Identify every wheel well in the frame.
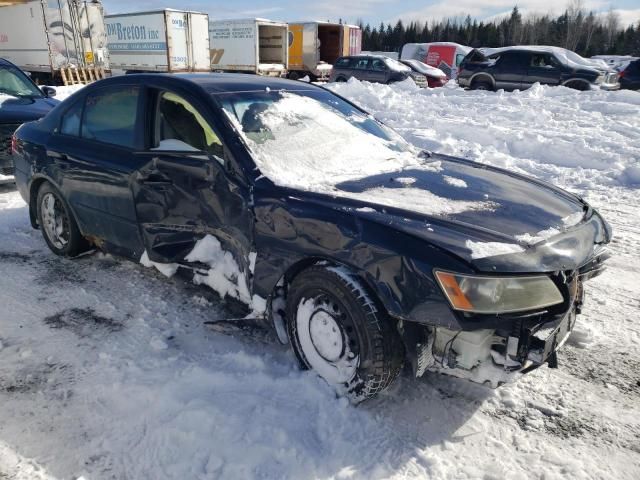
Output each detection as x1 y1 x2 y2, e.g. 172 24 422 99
563 79 591 91
268 257 392 326
28 177 48 228
470 74 494 87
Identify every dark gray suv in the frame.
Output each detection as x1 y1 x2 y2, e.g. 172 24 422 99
329 55 427 86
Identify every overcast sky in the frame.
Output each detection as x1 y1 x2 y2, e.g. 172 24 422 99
102 0 640 27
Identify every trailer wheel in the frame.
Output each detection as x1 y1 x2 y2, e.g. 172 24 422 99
288 71 301 81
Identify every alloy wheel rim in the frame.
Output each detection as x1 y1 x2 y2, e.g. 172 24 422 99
41 192 70 249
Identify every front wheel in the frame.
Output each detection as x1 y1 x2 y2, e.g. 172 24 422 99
471 80 493 91
36 182 88 257
287 265 404 402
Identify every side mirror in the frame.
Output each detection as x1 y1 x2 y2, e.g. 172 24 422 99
41 86 57 98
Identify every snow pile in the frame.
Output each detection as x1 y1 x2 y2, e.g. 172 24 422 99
184 235 266 314
327 79 640 189
0 79 639 480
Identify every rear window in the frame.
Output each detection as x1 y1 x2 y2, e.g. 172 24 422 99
81 86 140 148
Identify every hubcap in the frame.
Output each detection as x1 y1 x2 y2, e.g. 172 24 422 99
41 192 69 249
309 310 344 362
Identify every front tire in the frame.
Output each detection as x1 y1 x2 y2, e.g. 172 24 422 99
287 265 404 402
471 80 493 91
36 182 88 257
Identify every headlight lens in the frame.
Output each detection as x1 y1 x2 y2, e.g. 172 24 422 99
435 271 564 314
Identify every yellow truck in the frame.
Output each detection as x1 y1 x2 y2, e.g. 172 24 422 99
287 22 361 80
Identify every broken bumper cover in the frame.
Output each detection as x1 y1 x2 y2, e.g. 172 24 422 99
403 279 585 387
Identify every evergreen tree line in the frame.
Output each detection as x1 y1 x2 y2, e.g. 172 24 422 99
358 3 640 57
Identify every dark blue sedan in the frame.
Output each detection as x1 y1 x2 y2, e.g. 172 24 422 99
11 73 611 401
0 58 58 177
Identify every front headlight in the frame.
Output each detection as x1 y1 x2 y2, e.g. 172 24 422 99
435 271 564 314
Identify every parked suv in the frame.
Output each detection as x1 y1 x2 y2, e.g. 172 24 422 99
458 47 619 92
619 59 640 90
329 55 427 87
0 58 58 178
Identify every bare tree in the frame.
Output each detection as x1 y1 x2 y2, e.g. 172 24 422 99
565 0 585 50
605 7 620 50
583 11 599 53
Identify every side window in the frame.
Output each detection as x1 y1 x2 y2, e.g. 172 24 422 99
60 99 83 136
153 91 223 160
531 54 556 68
354 58 370 70
335 57 352 68
455 53 466 66
81 86 140 148
371 59 387 71
498 52 525 68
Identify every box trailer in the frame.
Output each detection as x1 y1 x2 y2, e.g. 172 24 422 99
0 0 109 84
400 42 471 80
287 22 361 80
105 9 210 73
342 24 362 56
209 19 288 76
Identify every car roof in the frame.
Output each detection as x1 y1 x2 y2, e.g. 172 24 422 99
0 58 17 68
86 73 323 94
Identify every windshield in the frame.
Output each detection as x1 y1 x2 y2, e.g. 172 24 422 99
0 66 43 98
215 88 422 190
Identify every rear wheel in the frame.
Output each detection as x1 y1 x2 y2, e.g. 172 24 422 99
334 76 348 82
36 182 88 257
564 80 590 91
287 71 301 81
287 265 404 403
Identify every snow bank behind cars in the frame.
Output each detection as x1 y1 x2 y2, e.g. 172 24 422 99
327 79 640 189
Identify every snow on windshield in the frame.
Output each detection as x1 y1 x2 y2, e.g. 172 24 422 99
222 91 494 216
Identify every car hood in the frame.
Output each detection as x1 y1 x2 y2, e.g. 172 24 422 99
289 154 611 273
0 96 58 124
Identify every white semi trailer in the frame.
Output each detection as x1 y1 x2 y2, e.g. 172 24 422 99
105 9 210 73
209 19 288 76
0 0 109 84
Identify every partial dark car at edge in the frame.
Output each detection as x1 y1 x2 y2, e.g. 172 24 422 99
619 59 640 90
11 74 611 402
0 58 58 177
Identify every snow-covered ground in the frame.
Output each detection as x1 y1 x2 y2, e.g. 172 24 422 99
0 80 639 479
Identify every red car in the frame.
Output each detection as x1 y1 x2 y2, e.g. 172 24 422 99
400 59 448 87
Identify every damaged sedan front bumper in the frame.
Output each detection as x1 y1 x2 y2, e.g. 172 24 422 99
401 276 587 387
